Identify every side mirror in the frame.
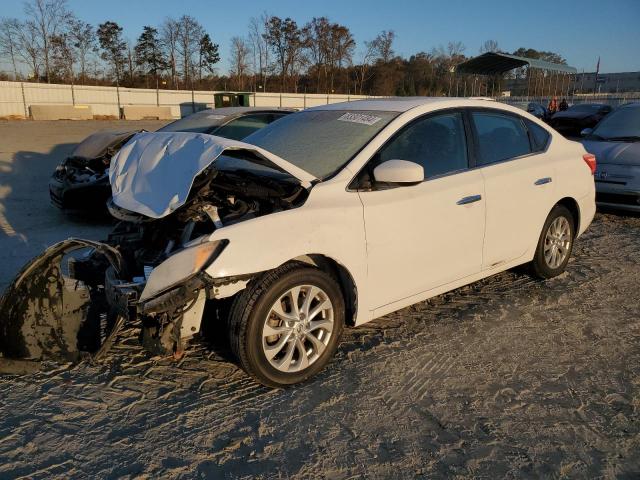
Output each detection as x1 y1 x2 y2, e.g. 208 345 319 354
580 128 593 137
373 159 424 185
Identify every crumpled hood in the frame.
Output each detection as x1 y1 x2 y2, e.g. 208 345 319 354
109 132 316 219
582 139 640 166
71 130 140 160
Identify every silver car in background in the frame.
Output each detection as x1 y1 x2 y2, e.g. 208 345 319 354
581 102 640 212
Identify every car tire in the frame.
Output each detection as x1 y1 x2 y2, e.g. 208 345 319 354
228 262 344 387
531 204 575 279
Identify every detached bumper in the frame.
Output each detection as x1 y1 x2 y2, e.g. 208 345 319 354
0 239 125 361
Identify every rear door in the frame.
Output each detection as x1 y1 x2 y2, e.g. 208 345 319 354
469 110 556 269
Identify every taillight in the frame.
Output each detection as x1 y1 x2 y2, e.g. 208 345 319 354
583 153 596 175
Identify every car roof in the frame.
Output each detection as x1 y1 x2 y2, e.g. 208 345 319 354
308 97 457 113
307 96 526 113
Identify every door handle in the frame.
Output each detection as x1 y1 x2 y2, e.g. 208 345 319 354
456 194 482 205
534 177 552 186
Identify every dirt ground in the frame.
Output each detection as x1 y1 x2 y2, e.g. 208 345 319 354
0 121 639 479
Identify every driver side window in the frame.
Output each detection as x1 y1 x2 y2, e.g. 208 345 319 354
375 112 468 180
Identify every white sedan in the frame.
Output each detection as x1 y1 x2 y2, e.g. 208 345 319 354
0 98 596 387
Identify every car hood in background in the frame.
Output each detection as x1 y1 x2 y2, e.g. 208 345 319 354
71 130 141 160
109 132 316 219
582 139 640 166
552 111 593 121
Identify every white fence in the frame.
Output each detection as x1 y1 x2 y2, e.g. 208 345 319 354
0 81 376 119
499 93 640 109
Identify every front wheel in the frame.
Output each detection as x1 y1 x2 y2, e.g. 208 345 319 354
228 262 344 387
531 204 575 279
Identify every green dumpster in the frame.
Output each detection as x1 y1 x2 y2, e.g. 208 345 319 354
214 92 252 108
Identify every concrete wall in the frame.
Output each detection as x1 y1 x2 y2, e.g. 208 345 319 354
0 81 376 119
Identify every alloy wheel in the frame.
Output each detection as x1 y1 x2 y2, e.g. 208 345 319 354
262 285 334 373
544 216 572 269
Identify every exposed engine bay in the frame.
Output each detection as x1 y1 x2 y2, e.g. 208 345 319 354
108 164 308 283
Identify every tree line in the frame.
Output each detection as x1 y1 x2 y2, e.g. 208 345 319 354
0 0 568 96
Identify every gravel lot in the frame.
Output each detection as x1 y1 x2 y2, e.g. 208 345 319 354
0 121 639 479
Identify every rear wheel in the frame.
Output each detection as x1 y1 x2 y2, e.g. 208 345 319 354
228 262 344 387
531 204 575 279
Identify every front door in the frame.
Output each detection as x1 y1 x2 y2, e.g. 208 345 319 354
356 111 486 311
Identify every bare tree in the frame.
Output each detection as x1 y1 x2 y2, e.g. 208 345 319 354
125 40 137 86
447 41 466 61
354 37 377 94
248 13 270 91
0 18 21 79
372 30 395 63
479 39 499 54
23 0 71 82
160 18 179 87
229 36 250 90
17 20 41 79
175 15 204 88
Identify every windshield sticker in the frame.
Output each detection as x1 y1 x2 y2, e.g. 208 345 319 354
337 113 382 126
207 114 227 120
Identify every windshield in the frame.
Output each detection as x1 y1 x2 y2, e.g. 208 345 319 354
591 106 640 139
157 111 227 134
241 110 398 179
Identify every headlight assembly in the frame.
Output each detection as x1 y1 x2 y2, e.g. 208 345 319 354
139 239 228 302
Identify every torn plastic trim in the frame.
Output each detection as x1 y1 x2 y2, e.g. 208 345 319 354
0 239 125 362
109 132 316 219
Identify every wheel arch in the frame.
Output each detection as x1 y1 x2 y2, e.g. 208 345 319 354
555 196 581 235
291 254 358 327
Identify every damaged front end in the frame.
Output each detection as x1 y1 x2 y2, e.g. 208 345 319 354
49 130 142 211
3 132 313 368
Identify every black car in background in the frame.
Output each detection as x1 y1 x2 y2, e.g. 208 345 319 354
549 103 612 136
511 102 550 122
526 102 551 122
49 107 293 213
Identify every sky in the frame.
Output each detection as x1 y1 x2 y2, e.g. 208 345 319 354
2 0 639 74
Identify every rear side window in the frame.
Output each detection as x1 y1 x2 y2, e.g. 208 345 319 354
376 112 468 179
471 112 531 165
525 120 550 152
213 114 280 140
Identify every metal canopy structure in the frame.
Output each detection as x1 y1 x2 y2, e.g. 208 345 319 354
451 52 577 99
455 52 577 75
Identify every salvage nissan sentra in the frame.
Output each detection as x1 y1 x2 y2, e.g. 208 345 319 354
0 98 596 387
